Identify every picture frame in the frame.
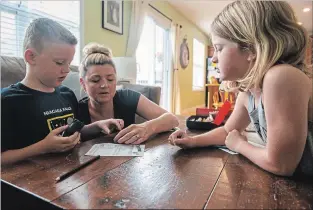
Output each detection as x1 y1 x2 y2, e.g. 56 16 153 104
102 0 123 35
180 38 189 69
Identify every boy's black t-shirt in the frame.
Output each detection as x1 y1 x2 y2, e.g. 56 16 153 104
1 83 78 152
77 89 141 128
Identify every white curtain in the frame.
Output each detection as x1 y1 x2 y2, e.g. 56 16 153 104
125 0 150 57
170 22 181 114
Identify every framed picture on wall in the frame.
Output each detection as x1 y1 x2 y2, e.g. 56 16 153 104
102 0 123 35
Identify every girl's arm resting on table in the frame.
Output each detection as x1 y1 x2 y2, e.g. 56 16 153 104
237 66 311 176
189 92 252 147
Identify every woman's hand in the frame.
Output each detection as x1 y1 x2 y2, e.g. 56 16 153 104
168 129 195 149
97 119 124 134
225 129 247 152
113 123 151 144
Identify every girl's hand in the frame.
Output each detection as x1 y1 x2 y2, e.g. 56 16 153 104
225 129 247 152
168 129 195 149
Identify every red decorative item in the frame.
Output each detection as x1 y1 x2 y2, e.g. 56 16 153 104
213 100 231 126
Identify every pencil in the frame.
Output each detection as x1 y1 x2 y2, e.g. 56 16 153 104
55 155 100 182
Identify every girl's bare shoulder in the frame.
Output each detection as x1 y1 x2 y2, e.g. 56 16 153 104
263 64 311 90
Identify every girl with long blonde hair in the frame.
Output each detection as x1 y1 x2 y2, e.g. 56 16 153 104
169 1 313 177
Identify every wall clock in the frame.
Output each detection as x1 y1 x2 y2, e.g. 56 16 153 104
180 37 189 69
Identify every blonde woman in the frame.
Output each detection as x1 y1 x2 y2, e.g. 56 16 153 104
77 43 179 144
169 1 313 177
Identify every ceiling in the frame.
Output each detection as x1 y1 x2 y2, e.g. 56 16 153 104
168 0 313 37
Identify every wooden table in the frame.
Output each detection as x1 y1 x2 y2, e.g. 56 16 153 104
2 116 312 209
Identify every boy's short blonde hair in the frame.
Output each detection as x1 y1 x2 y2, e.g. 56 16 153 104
23 18 77 53
211 1 310 92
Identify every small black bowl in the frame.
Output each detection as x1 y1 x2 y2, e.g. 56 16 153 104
186 115 224 131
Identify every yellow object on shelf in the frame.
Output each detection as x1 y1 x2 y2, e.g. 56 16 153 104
206 76 236 109
209 76 219 84
212 91 219 105
205 84 220 87
224 91 228 100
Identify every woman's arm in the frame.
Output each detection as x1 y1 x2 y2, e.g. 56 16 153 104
136 95 179 134
235 65 311 176
80 119 124 141
114 95 179 144
80 122 102 140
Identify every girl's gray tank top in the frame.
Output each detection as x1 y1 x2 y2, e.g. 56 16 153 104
247 92 313 176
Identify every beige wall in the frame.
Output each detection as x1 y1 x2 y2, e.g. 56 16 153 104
84 1 131 57
83 0 210 113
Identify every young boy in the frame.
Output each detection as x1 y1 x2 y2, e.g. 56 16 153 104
1 18 123 165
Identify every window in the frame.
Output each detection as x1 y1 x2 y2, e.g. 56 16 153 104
136 16 171 110
192 38 205 91
0 1 80 65
136 11 172 110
